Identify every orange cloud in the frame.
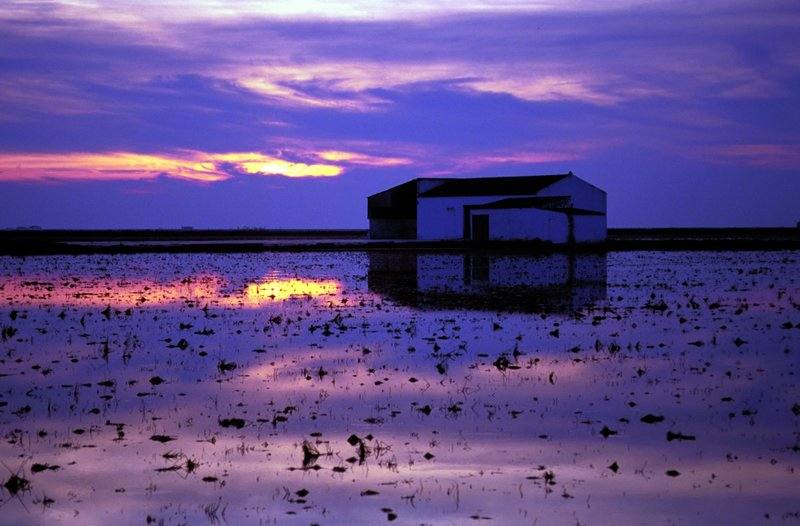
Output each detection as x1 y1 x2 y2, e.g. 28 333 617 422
0 151 343 182
211 152 343 178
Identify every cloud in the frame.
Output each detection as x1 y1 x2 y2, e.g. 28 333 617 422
417 142 601 176
0 151 343 182
8 1 798 119
3 0 798 129
317 150 411 166
1 0 799 227
234 63 623 108
237 76 390 112
0 0 704 26
710 144 800 169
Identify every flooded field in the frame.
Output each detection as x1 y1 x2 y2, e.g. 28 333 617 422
0 250 798 525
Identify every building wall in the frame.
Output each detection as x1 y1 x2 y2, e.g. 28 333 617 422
412 175 607 241
538 174 607 213
539 174 607 242
573 214 607 243
367 179 419 239
368 218 416 239
417 195 521 240
469 208 569 242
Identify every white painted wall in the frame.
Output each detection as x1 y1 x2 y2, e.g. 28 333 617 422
415 175 607 241
417 195 522 240
573 214 607 243
470 208 569 242
538 174 606 213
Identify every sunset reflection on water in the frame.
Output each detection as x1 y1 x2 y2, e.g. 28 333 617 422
0 274 341 309
0 251 798 525
243 277 340 304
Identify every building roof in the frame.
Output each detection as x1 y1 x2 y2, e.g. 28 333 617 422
471 196 605 216
367 179 419 219
418 173 570 198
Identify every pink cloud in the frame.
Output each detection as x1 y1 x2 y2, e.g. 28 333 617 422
317 150 412 166
0 151 344 182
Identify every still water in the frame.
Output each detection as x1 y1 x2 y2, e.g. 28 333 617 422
0 251 798 525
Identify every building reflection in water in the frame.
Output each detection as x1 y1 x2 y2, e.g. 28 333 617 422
368 251 607 312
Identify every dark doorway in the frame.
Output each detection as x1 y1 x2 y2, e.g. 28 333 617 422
471 214 489 241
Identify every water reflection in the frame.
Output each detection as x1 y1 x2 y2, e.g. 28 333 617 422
368 252 607 312
1 251 799 525
243 278 340 303
0 275 341 308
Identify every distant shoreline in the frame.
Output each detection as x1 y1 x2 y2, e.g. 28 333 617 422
0 227 797 255
0 228 368 241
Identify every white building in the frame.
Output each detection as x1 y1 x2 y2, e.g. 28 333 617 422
367 172 606 243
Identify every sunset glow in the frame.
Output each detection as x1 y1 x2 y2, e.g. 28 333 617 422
0 151 343 182
2 2 799 523
1 0 798 227
244 278 341 303
0 275 342 308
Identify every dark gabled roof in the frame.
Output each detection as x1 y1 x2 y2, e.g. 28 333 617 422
471 196 605 216
367 178 420 200
419 173 570 198
367 178 419 219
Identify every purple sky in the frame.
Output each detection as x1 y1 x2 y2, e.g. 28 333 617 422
1 0 799 228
